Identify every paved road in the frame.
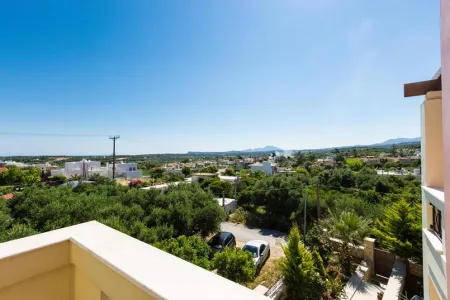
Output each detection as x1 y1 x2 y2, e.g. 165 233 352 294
221 222 288 258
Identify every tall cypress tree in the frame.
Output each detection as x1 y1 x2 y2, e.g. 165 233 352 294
281 225 326 300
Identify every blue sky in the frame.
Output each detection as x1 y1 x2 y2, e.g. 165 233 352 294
0 0 441 155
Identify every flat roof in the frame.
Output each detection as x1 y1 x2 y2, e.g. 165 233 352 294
215 198 237 205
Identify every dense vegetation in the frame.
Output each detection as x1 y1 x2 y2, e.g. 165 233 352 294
1 144 424 296
1 182 225 244
235 150 422 264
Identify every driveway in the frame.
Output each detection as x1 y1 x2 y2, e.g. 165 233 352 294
221 222 288 259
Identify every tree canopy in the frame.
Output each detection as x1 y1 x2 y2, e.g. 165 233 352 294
213 247 256 284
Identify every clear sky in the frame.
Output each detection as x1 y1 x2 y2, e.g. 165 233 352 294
0 0 441 155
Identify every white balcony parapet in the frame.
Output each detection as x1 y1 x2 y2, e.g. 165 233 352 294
0 221 268 300
423 186 445 212
424 228 444 255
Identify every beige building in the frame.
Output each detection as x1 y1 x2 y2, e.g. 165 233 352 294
0 221 267 300
403 0 449 297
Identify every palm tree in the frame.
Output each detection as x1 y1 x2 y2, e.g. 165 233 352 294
326 211 371 275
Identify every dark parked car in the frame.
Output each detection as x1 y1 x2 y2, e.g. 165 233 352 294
208 232 236 257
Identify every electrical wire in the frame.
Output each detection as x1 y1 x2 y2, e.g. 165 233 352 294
0 132 111 137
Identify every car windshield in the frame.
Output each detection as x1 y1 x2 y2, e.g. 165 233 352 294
208 235 223 249
242 245 258 258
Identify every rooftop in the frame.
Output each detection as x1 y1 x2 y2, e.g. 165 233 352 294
0 221 267 300
1 193 13 200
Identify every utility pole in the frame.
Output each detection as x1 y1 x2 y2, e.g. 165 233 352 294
234 172 240 201
222 191 226 214
316 181 320 220
109 136 120 179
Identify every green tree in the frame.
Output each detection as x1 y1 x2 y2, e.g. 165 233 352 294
213 247 256 284
345 158 364 171
88 173 111 184
0 224 38 243
223 168 236 176
208 180 234 198
155 235 212 270
294 152 305 167
280 225 326 300
22 167 41 185
326 211 371 274
199 166 218 173
49 175 68 183
181 166 191 177
374 199 422 261
295 167 309 177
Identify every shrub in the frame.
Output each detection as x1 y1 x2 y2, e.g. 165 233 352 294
155 235 212 270
213 247 256 284
229 207 246 223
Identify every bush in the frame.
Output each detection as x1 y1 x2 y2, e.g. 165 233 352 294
199 166 218 173
229 207 246 223
155 235 212 270
0 224 38 243
128 180 143 188
213 247 256 284
345 158 364 171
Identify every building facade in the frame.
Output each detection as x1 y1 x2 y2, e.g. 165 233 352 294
249 161 276 175
404 1 449 297
51 160 142 179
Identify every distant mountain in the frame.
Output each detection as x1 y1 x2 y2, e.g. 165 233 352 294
371 137 420 147
187 145 283 155
239 146 283 152
187 138 421 155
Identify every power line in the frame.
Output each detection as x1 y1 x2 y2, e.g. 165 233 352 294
0 132 110 137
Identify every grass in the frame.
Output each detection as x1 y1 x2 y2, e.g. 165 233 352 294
246 258 283 290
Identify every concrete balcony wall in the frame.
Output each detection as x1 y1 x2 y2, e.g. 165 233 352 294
71 243 155 300
0 221 268 300
0 241 71 300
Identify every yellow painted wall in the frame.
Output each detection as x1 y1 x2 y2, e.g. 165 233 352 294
424 92 444 188
0 265 72 300
429 276 441 300
0 241 70 290
73 265 101 300
71 243 156 300
0 240 158 300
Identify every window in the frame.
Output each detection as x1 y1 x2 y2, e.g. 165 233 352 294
133 167 136 171
260 244 266 254
242 245 258 258
431 204 442 240
129 167 132 171
224 236 232 246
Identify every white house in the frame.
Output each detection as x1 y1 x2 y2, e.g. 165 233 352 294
215 197 237 215
109 162 142 179
51 160 142 179
249 161 276 175
31 162 56 171
51 160 106 179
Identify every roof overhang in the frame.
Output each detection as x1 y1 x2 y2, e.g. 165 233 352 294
404 68 442 97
